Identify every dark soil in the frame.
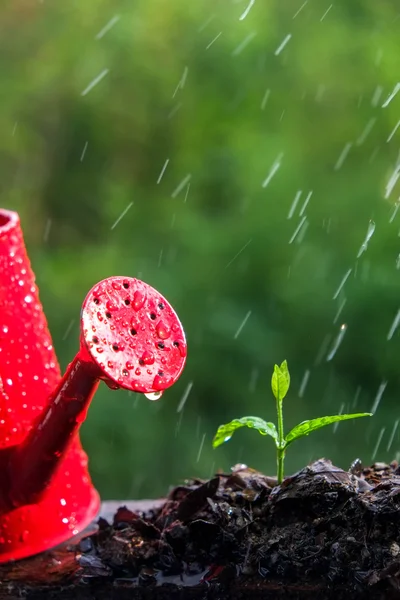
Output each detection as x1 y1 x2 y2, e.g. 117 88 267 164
3 458 400 599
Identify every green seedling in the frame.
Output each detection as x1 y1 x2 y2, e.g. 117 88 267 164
212 360 372 484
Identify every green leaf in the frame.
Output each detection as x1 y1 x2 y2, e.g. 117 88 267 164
212 416 278 448
285 413 372 446
271 360 290 401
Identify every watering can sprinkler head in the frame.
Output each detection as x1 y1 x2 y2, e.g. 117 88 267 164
79 276 187 397
0 209 187 563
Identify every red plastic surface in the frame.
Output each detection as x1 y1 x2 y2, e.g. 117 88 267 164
0 209 99 563
0 209 187 563
81 276 187 394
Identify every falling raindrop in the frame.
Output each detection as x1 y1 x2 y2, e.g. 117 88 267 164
110 202 133 231
298 370 310 398
262 153 283 188
288 191 302 219
387 419 399 452
334 142 352 170
370 381 388 414
171 174 191 198
177 381 193 413
385 164 400 199
387 308 400 340
382 83 400 108
387 120 400 143
95 14 120 40
232 32 257 57
356 118 376 146
206 32 222 50
81 69 109 97
326 324 347 361
289 216 307 244
196 433 206 462
260 88 270 110
372 427 386 461
293 0 308 19
389 200 399 223
320 4 333 21
234 310 252 339
157 158 169 184
239 0 255 20
274 34 292 56
357 220 376 258
299 191 313 216
333 269 352 299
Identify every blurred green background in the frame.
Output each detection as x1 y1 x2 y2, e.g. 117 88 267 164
1 0 400 499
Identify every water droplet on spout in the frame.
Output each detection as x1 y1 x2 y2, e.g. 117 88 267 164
140 350 155 365
156 320 171 340
145 391 163 401
133 291 145 311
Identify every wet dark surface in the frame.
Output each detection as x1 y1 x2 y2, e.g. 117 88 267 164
2 459 400 599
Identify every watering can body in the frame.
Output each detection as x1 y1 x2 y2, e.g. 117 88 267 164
0 210 99 562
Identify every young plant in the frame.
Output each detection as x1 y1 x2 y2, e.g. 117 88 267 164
212 360 372 484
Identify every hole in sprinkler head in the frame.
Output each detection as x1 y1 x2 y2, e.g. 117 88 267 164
158 370 164 377
157 342 165 349
139 359 145 366
150 313 156 320
106 312 112 319
123 282 129 289
124 299 130 305
93 298 100 305
158 302 165 310
112 344 119 352
173 341 180 347
122 369 129 376
130 328 137 336
93 336 99 344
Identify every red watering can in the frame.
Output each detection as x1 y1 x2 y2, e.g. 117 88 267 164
0 209 186 563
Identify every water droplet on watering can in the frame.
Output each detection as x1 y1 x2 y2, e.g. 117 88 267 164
135 368 141 376
96 347 103 354
131 292 144 311
104 380 120 390
19 530 29 543
153 373 172 390
125 361 133 370
173 340 187 357
145 391 163 401
140 351 154 365
156 321 171 340
112 281 121 290
106 300 118 312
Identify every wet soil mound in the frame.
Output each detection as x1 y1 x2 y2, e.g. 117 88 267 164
3 458 400 599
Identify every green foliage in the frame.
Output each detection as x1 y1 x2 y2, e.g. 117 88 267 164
271 360 290 401
213 417 278 447
285 414 372 446
213 361 372 483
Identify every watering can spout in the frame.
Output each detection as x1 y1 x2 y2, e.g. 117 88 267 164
10 276 187 508
0 209 187 562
